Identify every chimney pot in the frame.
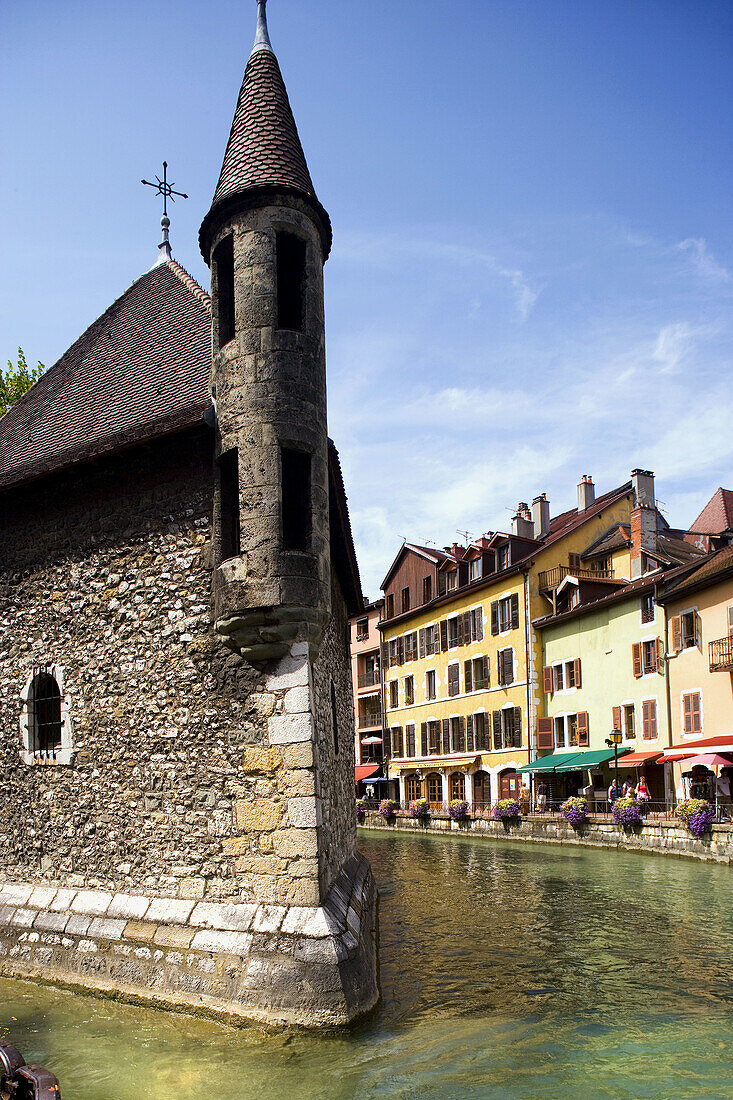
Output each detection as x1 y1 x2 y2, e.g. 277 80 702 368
577 475 595 513
532 494 551 540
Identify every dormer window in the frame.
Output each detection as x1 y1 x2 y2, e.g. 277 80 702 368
469 558 481 581
497 545 509 570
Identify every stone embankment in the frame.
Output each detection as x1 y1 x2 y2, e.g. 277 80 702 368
0 852 378 1029
360 812 733 863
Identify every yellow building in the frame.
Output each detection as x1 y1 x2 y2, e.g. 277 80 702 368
380 470 661 807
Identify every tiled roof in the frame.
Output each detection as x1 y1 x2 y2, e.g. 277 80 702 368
543 482 632 549
691 487 733 534
212 49 315 208
581 523 631 559
653 533 707 567
660 545 733 599
0 261 212 490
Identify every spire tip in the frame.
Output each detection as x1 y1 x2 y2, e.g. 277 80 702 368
252 0 273 55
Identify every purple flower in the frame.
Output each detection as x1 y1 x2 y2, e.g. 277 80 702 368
561 796 588 828
677 798 714 836
448 800 469 820
409 798 430 819
612 797 642 825
378 798 397 821
493 799 521 820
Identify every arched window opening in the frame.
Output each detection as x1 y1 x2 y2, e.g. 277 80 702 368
29 669 62 760
426 772 442 808
450 772 465 801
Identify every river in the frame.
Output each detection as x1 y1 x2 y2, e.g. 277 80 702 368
1 831 731 1098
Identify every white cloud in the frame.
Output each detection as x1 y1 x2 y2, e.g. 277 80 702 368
677 238 730 283
651 322 697 374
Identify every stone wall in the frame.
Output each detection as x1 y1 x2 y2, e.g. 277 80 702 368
360 812 733 863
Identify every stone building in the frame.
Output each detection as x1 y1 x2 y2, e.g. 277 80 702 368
0 0 377 1027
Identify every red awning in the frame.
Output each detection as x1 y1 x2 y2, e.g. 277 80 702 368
617 750 663 767
355 764 381 783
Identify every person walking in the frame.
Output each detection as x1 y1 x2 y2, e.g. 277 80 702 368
536 780 548 813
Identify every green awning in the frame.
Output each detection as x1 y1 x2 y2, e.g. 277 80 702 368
552 747 631 772
516 753 581 774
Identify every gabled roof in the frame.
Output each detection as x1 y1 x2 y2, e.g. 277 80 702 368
0 260 212 491
581 523 631 560
659 545 733 602
380 543 452 590
542 482 632 550
692 487 733 534
651 533 707 567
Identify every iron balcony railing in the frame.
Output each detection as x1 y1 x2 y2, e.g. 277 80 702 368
709 634 733 673
538 564 615 592
358 670 381 688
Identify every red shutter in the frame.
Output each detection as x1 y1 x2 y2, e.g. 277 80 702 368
692 693 701 733
683 694 693 734
511 592 520 630
537 717 554 750
543 666 553 694
577 711 589 747
632 642 642 679
612 705 622 731
573 658 582 688
491 601 499 636
648 700 658 739
464 659 473 692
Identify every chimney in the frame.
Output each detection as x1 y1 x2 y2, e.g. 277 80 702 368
577 475 595 513
512 503 534 539
629 470 657 579
532 494 551 540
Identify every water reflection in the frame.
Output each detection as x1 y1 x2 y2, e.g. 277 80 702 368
1 831 731 1098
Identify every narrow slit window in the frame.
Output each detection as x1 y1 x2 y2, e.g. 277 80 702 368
218 448 240 561
330 679 339 756
213 235 235 349
276 232 306 331
281 447 312 551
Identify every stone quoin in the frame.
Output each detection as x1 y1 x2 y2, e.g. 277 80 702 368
0 0 378 1027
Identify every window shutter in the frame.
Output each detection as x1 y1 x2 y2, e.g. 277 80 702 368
493 710 502 750
632 642 642 679
491 601 499 636
577 711 589 747
672 616 681 652
459 716 466 752
420 722 428 756
440 620 448 652
683 694 692 734
574 658 582 688
497 651 504 685
694 613 702 650
397 636 404 665
483 655 490 687
383 727 392 757
648 700 658 739
464 659 473 693
466 715 474 751
656 638 663 672
612 705 622 731
503 649 514 685
442 718 449 755
381 641 390 671
511 592 520 630
476 612 484 642
419 628 426 659
692 693 701 733
396 726 403 757
536 717 553 750
514 707 523 748
543 666 553 694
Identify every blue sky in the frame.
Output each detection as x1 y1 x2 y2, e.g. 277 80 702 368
2 0 732 596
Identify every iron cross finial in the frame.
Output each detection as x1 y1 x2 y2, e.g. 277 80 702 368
141 160 188 217
141 161 188 266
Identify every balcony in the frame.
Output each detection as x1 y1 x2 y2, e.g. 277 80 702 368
358 670 381 689
709 635 733 673
357 711 383 730
538 564 615 592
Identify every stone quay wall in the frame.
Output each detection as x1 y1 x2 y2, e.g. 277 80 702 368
360 812 733 863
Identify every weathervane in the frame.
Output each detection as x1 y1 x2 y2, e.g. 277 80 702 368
141 161 188 265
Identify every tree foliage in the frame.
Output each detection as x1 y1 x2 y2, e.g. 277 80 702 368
1 348 44 417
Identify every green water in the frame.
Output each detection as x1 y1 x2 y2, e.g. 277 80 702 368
1 832 732 1098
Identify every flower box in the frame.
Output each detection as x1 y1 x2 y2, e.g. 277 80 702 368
493 799 521 821
676 798 715 837
448 799 469 821
612 796 642 826
560 796 588 828
409 798 430 820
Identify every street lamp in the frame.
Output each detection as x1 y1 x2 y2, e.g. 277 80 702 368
605 728 623 799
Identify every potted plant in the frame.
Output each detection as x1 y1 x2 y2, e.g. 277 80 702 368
560 795 588 828
612 796 642 826
355 798 367 824
448 799 469 821
409 798 430 820
378 798 397 822
493 798 521 821
676 798 715 837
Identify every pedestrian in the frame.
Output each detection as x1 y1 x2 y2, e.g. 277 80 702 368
536 780 548 813
622 776 635 798
608 778 622 804
636 776 650 802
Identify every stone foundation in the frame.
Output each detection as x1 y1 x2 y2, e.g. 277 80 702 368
361 813 733 863
0 852 378 1028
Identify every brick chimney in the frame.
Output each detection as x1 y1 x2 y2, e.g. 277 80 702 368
577 475 595 513
532 494 551 540
629 469 657 579
512 502 534 539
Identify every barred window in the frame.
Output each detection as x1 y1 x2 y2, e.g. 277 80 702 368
21 665 74 766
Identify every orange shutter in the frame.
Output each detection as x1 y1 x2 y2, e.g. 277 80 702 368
632 643 642 678
672 616 681 652
574 658 582 688
656 638 663 672
613 705 622 731
543 666 553 693
683 694 693 734
577 711 589 746
537 717 554 750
